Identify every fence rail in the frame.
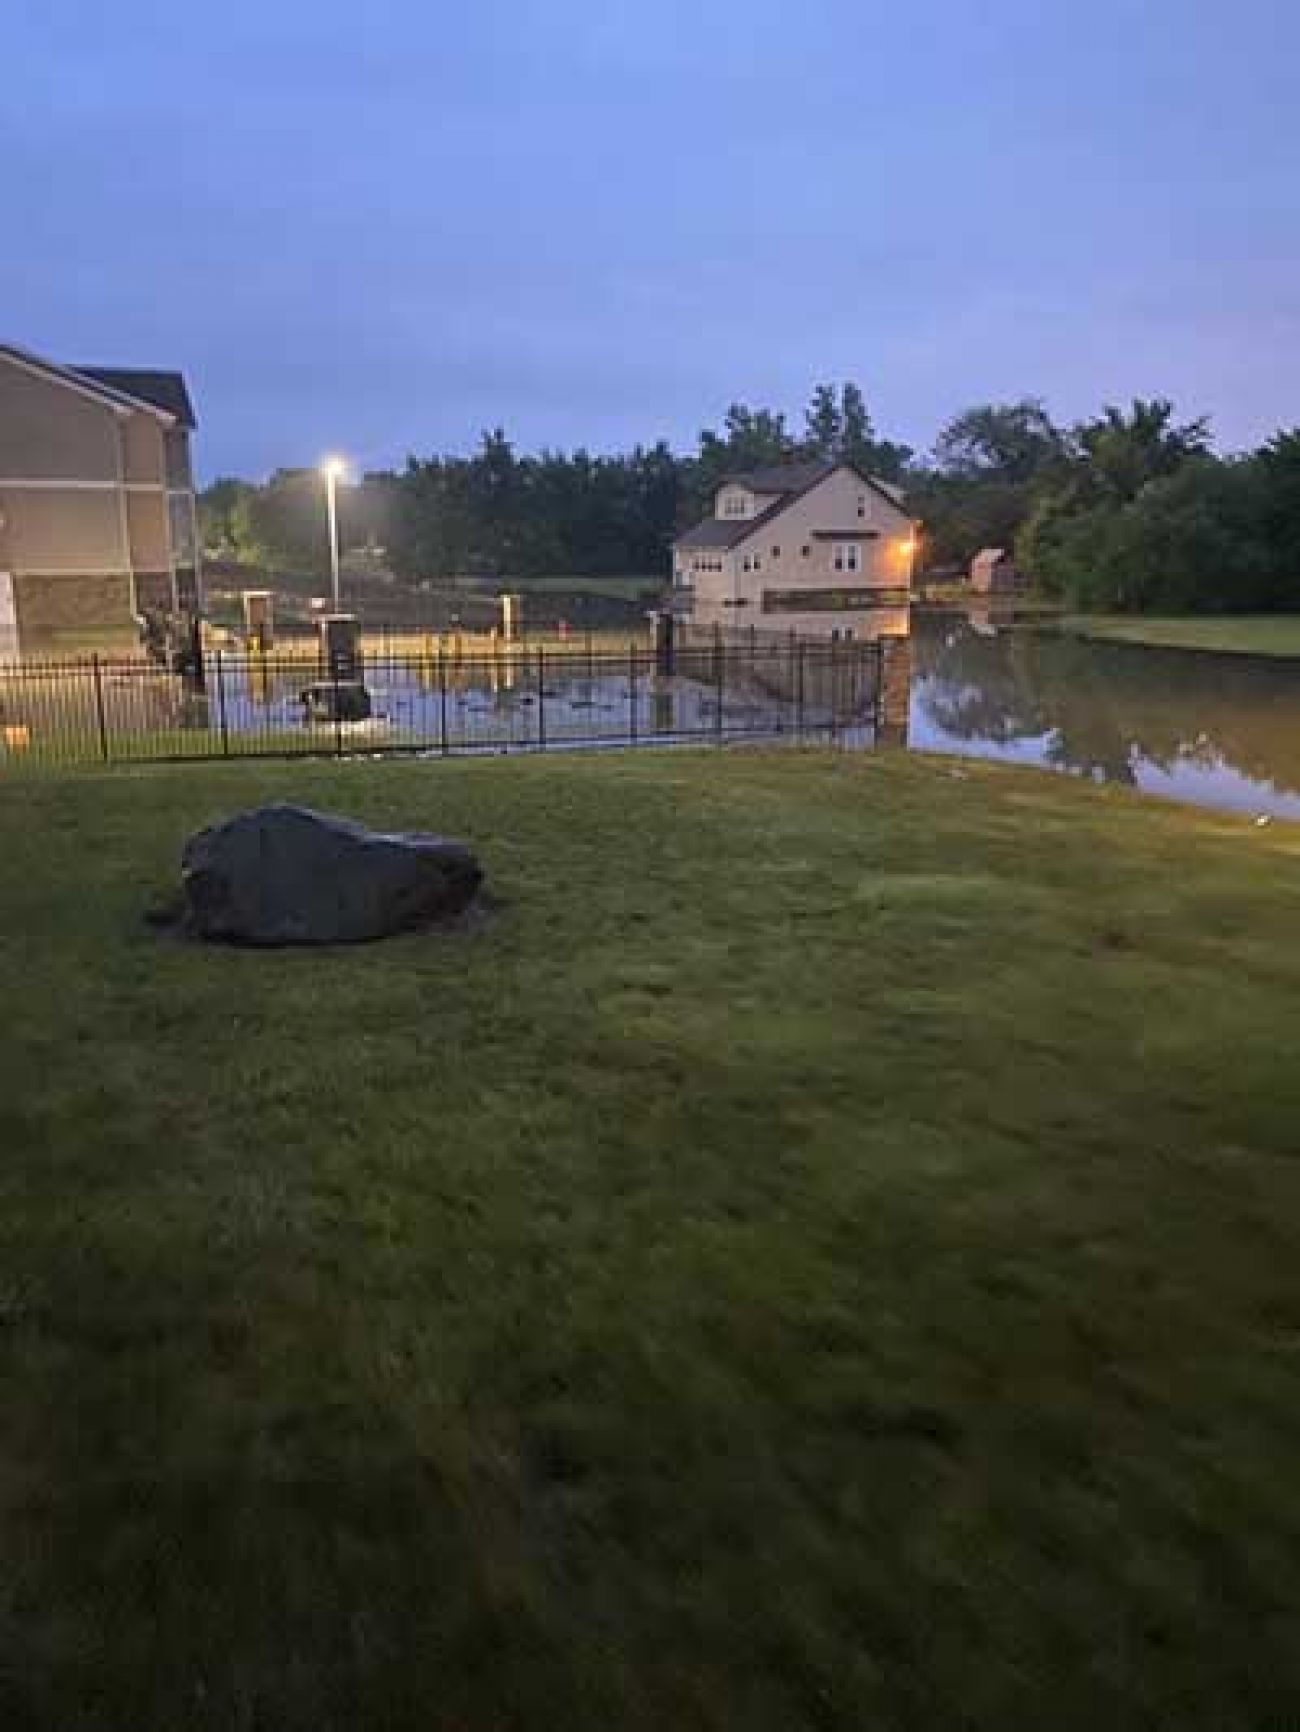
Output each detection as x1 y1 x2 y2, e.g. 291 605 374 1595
0 634 886 771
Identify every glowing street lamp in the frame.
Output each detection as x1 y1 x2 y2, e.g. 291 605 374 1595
321 455 347 611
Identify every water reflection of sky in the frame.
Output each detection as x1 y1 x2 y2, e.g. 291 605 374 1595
909 613 1300 821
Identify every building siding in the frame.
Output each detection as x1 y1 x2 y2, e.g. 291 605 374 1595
164 426 193 490
0 486 128 572
125 489 171 573
120 413 166 485
0 355 120 481
683 468 913 634
13 573 134 635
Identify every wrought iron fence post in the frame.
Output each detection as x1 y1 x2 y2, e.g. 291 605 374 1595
628 641 638 745
91 654 109 763
438 645 449 756
537 644 547 750
715 641 725 745
796 638 805 738
215 650 229 757
875 638 887 738
829 635 840 746
332 658 342 759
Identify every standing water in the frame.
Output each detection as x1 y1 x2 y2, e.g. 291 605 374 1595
908 608 1300 820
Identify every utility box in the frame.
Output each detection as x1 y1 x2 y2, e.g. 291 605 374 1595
242 589 274 650
319 612 364 684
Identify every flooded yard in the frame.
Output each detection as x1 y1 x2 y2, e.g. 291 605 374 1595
3 611 1296 821
910 608 1300 819
0 636 883 765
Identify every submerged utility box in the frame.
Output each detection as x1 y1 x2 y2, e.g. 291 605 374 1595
301 679 372 723
319 612 364 683
304 613 370 722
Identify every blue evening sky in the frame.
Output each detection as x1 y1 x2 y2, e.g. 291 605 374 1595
5 0 1297 478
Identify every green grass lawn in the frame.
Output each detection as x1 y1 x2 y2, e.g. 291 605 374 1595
1063 612 1300 656
2 750 1299 1730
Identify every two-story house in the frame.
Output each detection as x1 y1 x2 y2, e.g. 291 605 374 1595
672 461 915 637
0 341 200 653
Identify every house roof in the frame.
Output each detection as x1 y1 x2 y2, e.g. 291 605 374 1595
676 517 759 550
0 342 191 425
675 460 911 551
722 461 834 496
75 366 196 427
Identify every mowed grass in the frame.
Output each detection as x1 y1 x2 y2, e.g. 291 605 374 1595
1064 612 1300 656
1 751 1299 1730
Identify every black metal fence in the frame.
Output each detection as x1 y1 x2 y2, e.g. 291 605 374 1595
0 633 885 770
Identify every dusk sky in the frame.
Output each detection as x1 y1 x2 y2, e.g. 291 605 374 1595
6 0 1298 479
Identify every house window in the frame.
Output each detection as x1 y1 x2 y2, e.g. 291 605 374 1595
771 545 780 558
752 553 762 572
832 542 862 573
857 497 866 518
722 492 749 518
801 544 810 557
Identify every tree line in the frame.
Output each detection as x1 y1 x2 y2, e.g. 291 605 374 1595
199 383 1300 615
909 398 1300 614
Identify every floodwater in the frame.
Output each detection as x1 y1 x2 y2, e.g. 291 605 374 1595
2 610 1296 820
0 636 883 766
909 608 1300 820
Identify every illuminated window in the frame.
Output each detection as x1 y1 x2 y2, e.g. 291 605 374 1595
833 542 862 573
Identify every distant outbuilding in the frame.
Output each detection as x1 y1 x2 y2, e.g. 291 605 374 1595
969 547 1023 595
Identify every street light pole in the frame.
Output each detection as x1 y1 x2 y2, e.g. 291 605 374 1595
322 456 345 612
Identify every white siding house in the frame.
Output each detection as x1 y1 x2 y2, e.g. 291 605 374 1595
672 462 915 637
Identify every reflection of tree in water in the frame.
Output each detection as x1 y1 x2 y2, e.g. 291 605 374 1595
913 612 1300 795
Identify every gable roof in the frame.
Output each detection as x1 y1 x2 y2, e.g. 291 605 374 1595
676 515 772 550
721 461 834 497
676 460 910 551
75 366 196 427
0 341 192 426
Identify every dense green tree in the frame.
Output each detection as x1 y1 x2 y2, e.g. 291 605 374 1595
803 384 842 461
1023 428 1299 615
197 477 258 558
932 399 1066 485
1074 399 1211 504
839 382 874 469
909 400 1067 572
800 382 912 479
